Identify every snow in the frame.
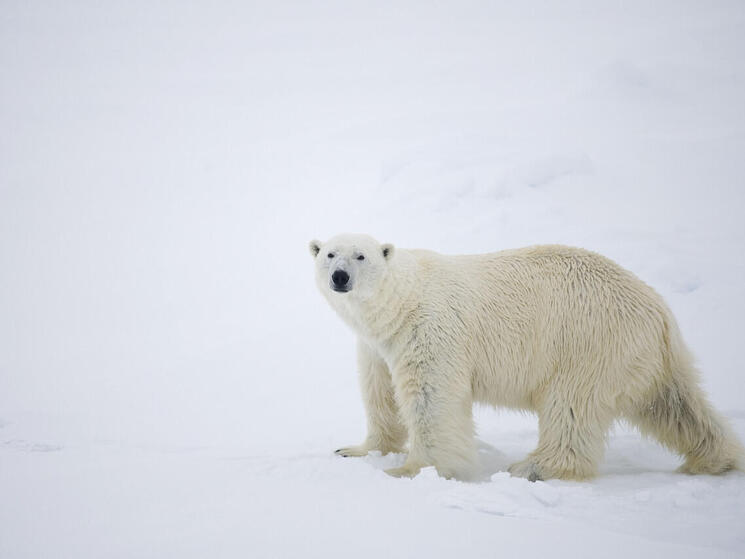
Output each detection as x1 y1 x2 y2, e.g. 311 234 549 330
1 1 745 557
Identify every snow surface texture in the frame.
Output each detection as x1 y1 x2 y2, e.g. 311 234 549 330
1 1 745 557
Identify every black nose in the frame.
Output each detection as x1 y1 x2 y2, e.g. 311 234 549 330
332 269 349 287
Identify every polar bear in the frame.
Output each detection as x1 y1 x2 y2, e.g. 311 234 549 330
309 234 743 481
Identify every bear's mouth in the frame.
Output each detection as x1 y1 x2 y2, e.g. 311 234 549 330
331 285 350 293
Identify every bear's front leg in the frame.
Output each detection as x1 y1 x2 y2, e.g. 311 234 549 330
508 385 613 481
386 359 477 480
335 340 407 458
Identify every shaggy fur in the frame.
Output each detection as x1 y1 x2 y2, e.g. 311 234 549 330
309 234 744 481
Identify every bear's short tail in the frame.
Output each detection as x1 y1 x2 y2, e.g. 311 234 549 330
628 317 744 474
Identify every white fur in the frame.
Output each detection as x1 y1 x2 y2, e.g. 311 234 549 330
310 234 744 481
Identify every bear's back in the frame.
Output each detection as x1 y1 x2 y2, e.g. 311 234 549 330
403 243 666 351
407 244 651 299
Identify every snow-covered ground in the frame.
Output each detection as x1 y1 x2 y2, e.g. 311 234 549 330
2 1 744 557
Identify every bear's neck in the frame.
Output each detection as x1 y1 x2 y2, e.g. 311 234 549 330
342 252 419 352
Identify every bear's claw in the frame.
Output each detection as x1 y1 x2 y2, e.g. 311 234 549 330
384 464 422 478
508 459 544 482
334 445 369 458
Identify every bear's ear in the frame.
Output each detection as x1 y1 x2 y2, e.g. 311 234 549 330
309 239 321 258
381 243 394 260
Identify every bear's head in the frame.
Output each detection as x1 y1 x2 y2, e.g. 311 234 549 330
309 234 394 300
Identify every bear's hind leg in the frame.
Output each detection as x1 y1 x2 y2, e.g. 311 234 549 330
626 375 743 475
336 341 407 458
509 392 612 481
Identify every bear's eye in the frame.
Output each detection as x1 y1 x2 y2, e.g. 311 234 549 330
356 255 365 261
327 253 335 259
